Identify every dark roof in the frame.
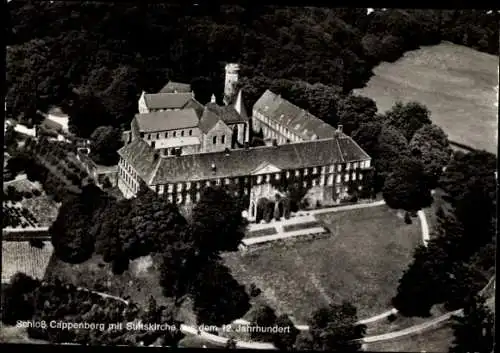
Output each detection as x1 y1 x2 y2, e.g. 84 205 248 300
205 102 248 124
144 93 194 110
184 98 205 118
145 135 370 185
117 139 161 181
135 109 199 132
159 81 192 93
253 90 337 140
198 107 223 133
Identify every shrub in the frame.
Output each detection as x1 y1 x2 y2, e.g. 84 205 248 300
249 283 262 298
32 189 42 197
23 191 33 199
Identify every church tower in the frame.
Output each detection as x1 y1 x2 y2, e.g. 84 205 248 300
223 63 240 105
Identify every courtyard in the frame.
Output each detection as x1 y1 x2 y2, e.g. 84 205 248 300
223 205 423 323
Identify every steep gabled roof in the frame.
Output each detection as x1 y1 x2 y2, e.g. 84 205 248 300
198 107 223 133
184 98 205 118
253 89 337 140
234 89 248 119
117 138 161 181
135 109 199 132
145 135 370 185
144 93 194 110
205 102 248 124
159 81 192 93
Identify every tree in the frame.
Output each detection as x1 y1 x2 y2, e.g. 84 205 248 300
191 260 251 327
384 101 432 141
337 95 378 135
439 151 497 252
68 91 113 138
307 301 366 351
89 125 123 166
190 186 248 256
450 295 494 353
272 314 299 350
409 124 452 188
371 123 410 191
249 304 277 342
382 157 432 215
49 194 95 264
1 273 40 325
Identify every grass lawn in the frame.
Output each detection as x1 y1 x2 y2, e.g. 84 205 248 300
44 253 198 326
283 221 321 232
246 227 277 238
223 205 422 323
355 42 498 154
365 323 454 352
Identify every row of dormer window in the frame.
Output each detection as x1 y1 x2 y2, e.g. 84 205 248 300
141 129 194 140
153 169 364 195
212 134 226 145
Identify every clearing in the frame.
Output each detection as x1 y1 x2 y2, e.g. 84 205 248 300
355 41 498 154
223 205 422 323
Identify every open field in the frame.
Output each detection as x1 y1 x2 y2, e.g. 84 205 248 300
355 42 498 154
223 205 422 323
1 241 54 283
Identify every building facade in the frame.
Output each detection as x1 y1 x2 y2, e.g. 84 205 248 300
117 66 372 222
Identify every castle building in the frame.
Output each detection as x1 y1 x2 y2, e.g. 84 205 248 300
117 64 372 222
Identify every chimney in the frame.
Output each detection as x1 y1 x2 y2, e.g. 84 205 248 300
211 94 216 103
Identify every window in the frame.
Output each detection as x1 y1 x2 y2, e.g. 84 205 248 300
346 162 351 170
168 184 173 193
177 183 182 192
366 160 371 168
244 177 249 184
140 132 145 138
257 175 263 184
312 179 317 186
295 170 300 177
186 194 192 204
156 133 160 139
265 174 270 182
147 134 151 140
196 192 201 201
286 171 290 178
359 173 363 180
225 178 230 185
189 130 193 136
176 194 183 204
173 131 177 137
206 180 211 187
313 167 318 174
235 178 239 184
352 173 357 181
181 130 184 137
244 189 248 195
275 173 280 180
216 178 221 185
336 187 341 194
213 136 217 144
320 175 326 185
221 135 225 144
304 168 308 176
196 182 200 189
168 195 173 203
186 182 191 190
353 162 359 169
151 141 155 149
336 175 341 183
337 164 342 172
159 184 164 194
345 174 350 182
302 181 307 188
165 132 169 138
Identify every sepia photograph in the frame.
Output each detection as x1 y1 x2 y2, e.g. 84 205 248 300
1 2 497 352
